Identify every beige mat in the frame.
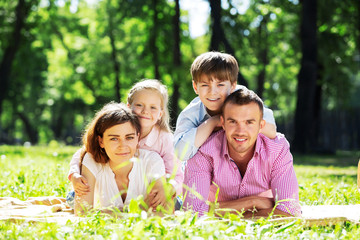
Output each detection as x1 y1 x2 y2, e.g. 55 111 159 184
1 197 359 226
0 197 76 224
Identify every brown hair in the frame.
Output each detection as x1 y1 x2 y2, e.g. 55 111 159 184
127 79 171 132
81 102 141 164
222 87 264 119
191 51 239 84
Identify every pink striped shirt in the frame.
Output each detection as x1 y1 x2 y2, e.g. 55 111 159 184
183 130 300 216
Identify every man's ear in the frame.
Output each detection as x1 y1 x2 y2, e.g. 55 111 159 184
220 115 225 130
260 119 266 130
192 80 199 94
98 136 104 148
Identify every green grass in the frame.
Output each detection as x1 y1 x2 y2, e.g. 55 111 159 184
1 146 360 239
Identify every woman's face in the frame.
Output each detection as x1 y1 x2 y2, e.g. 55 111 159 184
98 122 139 162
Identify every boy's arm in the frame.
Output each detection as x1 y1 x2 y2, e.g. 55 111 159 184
194 115 221 148
174 109 219 162
261 107 277 139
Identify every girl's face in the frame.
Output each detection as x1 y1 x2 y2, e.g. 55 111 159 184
98 122 139 162
130 89 163 130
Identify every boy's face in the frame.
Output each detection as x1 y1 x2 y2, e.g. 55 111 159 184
193 75 236 115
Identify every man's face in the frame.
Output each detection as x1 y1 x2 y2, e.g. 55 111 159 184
193 75 236 116
221 102 265 160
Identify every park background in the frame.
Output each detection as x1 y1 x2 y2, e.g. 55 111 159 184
0 0 359 154
1 1 360 238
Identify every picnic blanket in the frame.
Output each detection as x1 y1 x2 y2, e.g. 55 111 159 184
0 197 76 224
1 197 359 226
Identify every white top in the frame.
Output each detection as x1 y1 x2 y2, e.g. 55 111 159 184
82 149 165 209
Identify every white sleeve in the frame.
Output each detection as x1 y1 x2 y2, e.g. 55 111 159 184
82 153 101 177
263 106 276 126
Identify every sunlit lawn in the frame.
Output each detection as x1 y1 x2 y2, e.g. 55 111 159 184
0 145 360 239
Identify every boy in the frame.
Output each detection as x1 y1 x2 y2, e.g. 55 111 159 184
174 51 277 162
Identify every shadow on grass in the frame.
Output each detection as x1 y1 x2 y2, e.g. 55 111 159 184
293 150 360 167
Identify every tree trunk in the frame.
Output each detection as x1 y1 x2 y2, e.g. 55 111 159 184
208 0 248 87
0 0 30 116
293 0 317 153
150 0 160 79
17 112 39 144
107 0 121 102
170 0 181 128
256 15 268 99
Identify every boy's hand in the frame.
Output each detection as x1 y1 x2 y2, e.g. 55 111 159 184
211 115 223 132
71 173 90 196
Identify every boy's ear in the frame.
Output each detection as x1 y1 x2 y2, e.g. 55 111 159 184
192 80 199 94
230 82 237 92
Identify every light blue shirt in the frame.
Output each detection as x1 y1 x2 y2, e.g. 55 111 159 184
174 85 276 163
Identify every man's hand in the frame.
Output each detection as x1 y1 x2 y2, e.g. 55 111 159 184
71 173 90 196
252 196 274 210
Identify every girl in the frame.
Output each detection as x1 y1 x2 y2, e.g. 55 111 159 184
74 102 167 215
69 80 183 209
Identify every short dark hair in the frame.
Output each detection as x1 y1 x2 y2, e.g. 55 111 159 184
222 87 264 119
82 102 141 164
191 51 238 84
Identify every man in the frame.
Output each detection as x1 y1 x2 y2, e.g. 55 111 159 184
183 88 301 217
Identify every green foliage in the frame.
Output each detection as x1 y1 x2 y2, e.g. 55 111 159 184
0 0 359 150
1 146 360 238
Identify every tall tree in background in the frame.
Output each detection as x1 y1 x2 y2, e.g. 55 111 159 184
0 0 31 116
150 0 160 79
293 0 317 153
256 10 269 99
170 0 181 128
107 0 121 102
208 0 247 86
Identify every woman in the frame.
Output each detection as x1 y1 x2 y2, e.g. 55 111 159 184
74 102 169 215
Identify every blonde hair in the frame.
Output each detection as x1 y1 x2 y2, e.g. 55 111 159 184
127 79 171 133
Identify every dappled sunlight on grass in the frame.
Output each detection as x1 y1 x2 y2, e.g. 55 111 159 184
1 146 360 238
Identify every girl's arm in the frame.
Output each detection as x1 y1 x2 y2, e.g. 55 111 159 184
69 148 90 196
160 132 184 196
74 165 95 216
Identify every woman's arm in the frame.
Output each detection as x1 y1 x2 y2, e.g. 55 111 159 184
74 165 96 216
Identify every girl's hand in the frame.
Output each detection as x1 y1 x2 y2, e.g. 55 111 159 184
145 181 167 209
71 173 90 196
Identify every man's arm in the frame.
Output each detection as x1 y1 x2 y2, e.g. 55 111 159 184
269 137 301 217
215 196 291 218
182 152 213 215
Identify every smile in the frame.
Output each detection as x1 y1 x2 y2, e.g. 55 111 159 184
139 116 151 120
115 152 130 156
207 98 220 101
234 137 246 142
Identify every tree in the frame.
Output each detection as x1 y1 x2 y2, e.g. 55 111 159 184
293 0 318 153
0 0 32 116
208 0 247 86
